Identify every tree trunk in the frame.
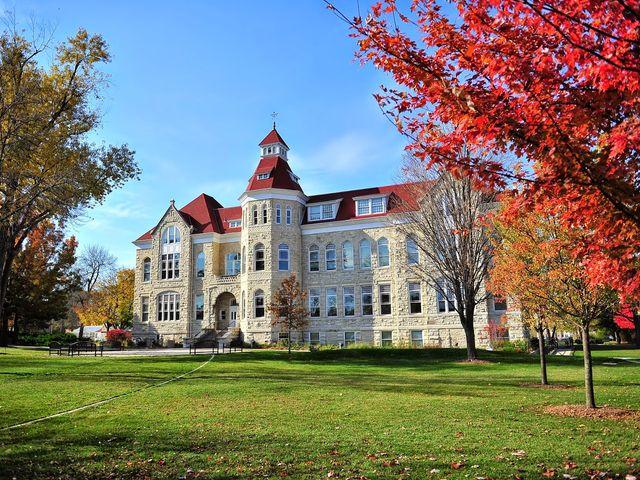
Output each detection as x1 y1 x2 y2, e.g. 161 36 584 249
0 242 16 347
537 322 548 385
634 312 640 347
581 324 596 409
287 322 292 356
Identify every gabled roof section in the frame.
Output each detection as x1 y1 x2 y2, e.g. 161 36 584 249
303 183 424 224
259 127 289 148
246 155 303 192
134 194 242 242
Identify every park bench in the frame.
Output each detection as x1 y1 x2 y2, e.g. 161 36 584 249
67 341 103 357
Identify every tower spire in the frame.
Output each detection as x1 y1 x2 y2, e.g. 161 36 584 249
271 111 278 130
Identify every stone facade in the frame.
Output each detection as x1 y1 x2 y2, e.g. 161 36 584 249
132 128 524 347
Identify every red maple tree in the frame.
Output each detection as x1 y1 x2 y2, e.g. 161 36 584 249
331 0 640 299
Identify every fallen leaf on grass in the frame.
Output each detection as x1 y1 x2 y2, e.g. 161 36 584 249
542 468 556 477
381 459 399 467
511 450 527 457
564 462 577 470
451 461 466 469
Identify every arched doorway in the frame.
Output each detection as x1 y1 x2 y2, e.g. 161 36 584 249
214 292 238 331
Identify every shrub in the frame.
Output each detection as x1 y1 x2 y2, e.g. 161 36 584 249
492 339 529 353
18 332 77 346
106 328 132 346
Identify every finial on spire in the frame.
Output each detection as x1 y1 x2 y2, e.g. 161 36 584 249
170 199 175 207
271 111 278 129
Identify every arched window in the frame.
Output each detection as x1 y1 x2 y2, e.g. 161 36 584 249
225 252 241 275
286 206 292 225
242 291 246 319
377 237 390 267
262 204 268 224
359 239 372 269
254 290 265 318
241 246 246 273
161 225 181 245
325 243 336 271
196 252 205 278
143 257 151 282
342 241 354 270
254 243 265 271
275 204 282 224
308 244 319 272
406 237 419 265
157 292 180 321
252 205 258 225
278 244 289 271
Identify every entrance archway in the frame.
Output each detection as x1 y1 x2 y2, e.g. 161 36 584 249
214 292 237 331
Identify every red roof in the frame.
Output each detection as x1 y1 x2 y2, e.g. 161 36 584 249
135 194 242 241
259 127 289 148
246 155 303 192
303 183 423 224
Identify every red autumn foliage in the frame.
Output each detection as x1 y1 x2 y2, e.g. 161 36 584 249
338 0 640 300
106 328 131 344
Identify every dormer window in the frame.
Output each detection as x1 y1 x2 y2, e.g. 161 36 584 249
228 219 241 228
355 196 387 216
307 201 340 222
257 173 270 180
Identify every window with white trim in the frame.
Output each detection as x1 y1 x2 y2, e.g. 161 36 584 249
254 243 265 271
407 237 420 265
436 279 457 313
308 203 336 221
359 239 372 269
377 237 390 267
379 284 392 315
493 296 508 311
225 252 240 275
355 197 386 216
252 206 258 225
409 282 422 314
161 226 181 244
325 244 336 271
141 296 149 322
143 258 151 282
286 206 292 225
308 332 320 345
195 293 204 321
275 204 281 224
309 288 320 317
411 330 424 347
228 219 241 228
257 173 270 180
161 253 180 279
309 245 319 272
361 286 373 315
342 241 354 270
381 330 392 347
326 287 337 316
254 290 265 318
278 244 289 271
262 205 268 224
343 287 355 316
196 252 205 278
157 292 180 321
344 331 357 346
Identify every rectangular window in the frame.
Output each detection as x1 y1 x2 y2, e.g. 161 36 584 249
411 330 424 347
371 197 384 213
157 293 179 321
309 332 320 345
195 293 204 321
361 286 373 316
143 262 150 282
309 288 320 317
409 282 422 314
308 205 321 221
355 197 386 216
275 207 281 224
257 173 269 180
263 209 268 223
286 207 292 225
344 331 356 346
228 220 241 228
322 204 333 218
161 253 180 279
326 287 337 317
356 199 370 216
343 287 355 316
437 280 456 313
379 284 391 315
141 296 149 322
309 249 319 272
255 295 265 318
326 246 336 271
493 296 508 311
278 247 289 271
255 249 265 271
381 330 392 347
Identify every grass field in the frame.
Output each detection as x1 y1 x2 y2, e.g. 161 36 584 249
0 346 639 479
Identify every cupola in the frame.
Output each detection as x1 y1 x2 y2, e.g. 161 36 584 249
259 123 289 160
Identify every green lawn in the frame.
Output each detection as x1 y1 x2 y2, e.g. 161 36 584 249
0 346 639 479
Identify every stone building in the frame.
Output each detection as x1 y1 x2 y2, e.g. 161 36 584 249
132 127 523 347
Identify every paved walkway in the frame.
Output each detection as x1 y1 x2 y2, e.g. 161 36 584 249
100 348 248 357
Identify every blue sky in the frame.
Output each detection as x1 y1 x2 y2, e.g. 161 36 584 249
12 1 408 267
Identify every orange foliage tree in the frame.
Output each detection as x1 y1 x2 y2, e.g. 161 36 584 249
267 274 309 355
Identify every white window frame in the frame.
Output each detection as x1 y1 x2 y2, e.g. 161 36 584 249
141 296 149 322
143 258 151 282
228 219 241 228
409 282 422 314
342 241 354 270
493 296 508 312
157 292 180 321
161 253 180 280
354 196 387 216
278 244 289 271
308 245 320 272
254 244 265 271
196 251 205 278
325 244 336 271
359 239 372 269
307 201 339 222
381 330 392 347
343 286 355 316
326 287 337 317
275 204 282 224
377 238 390 268
411 330 424 347
195 293 204 321
161 225 181 245
225 252 241 276
379 284 392 315
286 206 292 225
257 173 270 180
361 285 373 316
436 279 457 313
308 332 320 345
407 237 420 265
254 290 265 318
309 288 320 317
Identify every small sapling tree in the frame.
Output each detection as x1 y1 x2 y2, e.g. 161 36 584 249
268 274 309 355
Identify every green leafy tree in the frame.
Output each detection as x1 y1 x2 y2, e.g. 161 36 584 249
0 27 139 345
268 274 309 355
